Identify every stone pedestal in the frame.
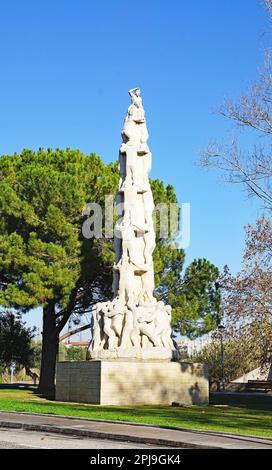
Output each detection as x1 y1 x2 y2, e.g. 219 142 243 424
56 360 209 405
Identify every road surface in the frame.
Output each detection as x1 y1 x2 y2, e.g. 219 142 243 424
0 428 163 449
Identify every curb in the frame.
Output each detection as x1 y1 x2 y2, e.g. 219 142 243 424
0 419 215 449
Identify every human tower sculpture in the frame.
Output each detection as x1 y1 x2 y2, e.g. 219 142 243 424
87 89 178 360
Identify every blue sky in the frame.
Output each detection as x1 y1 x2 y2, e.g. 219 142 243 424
0 1 269 329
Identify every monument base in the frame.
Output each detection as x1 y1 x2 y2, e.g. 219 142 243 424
86 347 183 361
56 360 209 405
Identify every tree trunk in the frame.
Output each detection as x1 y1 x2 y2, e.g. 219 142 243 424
38 302 58 399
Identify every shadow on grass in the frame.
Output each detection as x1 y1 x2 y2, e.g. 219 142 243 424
210 392 272 411
0 384 54 403
8 397 271 436
0 384 37 391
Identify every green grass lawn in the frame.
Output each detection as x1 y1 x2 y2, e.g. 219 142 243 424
0 387 271 438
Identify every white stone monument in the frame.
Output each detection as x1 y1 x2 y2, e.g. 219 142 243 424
56 89 209 405
86 87 177 361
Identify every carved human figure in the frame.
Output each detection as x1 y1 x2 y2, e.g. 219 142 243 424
120 146 137 189
159 305 174 349
119 301 136 348
118 212 138 264
119 145 149 192
87 301 110 354
102 299 125 349
128 88 145 123
123 187 148 233
124 302 157 347
140 268 155 303
124 302 144 348
122 88 149 148
138 302 160 346
91 302 103 350
116 254 135 303
118 146 127 189
142 301 174 349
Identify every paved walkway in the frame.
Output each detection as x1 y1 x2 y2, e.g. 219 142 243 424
0 427 161 449
0 410 272 449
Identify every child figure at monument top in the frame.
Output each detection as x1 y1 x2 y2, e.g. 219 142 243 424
128 87 146 123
